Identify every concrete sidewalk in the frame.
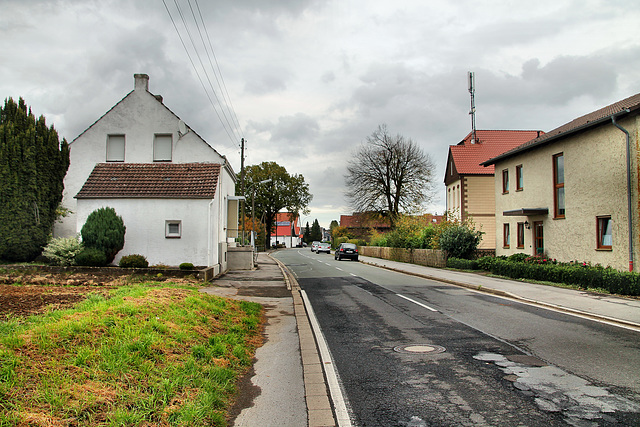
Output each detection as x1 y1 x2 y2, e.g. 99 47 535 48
201 253 335 427
359 255 640 330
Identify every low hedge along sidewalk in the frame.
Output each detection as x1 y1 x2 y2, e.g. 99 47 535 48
447 257 640 296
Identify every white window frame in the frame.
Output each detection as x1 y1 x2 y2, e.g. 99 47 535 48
165 220 182 238
106 134 125 162
154 134 173 162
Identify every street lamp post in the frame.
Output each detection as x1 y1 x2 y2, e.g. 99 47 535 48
249 179 272 251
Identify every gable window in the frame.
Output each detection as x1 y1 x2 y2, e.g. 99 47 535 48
154 134 172 162
597 216 612 250
517 222 525 248
165 220 181 238
106 135 125 162
502 169 509 194
516 165 523 191
553 153 565 218
503 223 510 248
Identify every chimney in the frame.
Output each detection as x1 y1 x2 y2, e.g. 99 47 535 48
134 74 149 92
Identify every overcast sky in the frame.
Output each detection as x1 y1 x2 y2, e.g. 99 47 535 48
2 0 639 228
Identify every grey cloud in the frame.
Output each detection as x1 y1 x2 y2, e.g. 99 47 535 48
270 113 319 143
244 72 289 95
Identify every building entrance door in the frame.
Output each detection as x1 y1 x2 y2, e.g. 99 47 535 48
534 221 544 255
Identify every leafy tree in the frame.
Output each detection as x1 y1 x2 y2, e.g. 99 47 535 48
329 220 339 236
81 207 126 264
438 225 482 259
0 97 70 261
243 161 312 247
345 124 435 227
303 222 312 244
310 219 322 242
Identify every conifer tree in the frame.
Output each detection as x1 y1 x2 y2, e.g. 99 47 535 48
310 219 322 242
0 97 70 261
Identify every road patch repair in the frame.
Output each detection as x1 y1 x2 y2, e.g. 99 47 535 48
474 352 640 425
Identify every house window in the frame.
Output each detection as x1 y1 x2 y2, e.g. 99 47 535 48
154 134 172 162
165 220 181 238
597 216 612 250
517 222 525 248
553 153 565 218
516 165 523 191
502 169 509 194
106 135 125 162
503 223 510 248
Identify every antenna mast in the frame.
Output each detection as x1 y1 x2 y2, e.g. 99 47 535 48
468 71 477 144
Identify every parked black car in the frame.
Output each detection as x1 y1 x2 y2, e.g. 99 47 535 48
334 243 359 261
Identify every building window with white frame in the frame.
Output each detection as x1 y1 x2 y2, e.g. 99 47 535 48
106 135 125 162
165 220 181 238
597 216 612 250
154 134 172 162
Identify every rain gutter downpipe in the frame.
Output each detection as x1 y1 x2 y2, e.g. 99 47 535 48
611 111 634 271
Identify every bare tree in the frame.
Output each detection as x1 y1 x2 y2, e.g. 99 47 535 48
345 125 435 226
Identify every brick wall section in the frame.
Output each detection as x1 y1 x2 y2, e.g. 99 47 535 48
359 246 447 268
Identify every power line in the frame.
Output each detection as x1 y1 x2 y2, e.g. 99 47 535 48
162 0 243 148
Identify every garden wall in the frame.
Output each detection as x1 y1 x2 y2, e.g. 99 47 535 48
359 246 447 268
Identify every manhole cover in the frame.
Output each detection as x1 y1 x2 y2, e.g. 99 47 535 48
393 344 446 354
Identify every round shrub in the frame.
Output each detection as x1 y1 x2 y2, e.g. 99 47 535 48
507 253 529 263
75 247 107 267
439 225 482 259
179 262 195 270
81 207 126 264
119 254 149 269
42 236 84 266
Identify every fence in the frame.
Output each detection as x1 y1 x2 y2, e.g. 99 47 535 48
359 246 447 268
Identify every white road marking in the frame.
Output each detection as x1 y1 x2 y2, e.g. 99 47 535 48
350 273 357 277
397 294 438 312
336 267 343 271
301 290 353 427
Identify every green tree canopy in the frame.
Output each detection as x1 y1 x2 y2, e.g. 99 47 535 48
243 161 312 247
0 97 70 261
310 219 322 242
303 222 312 244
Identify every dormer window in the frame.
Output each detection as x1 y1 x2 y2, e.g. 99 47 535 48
154 134 172 162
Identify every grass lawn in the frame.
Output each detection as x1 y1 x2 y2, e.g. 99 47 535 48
0 283 263 426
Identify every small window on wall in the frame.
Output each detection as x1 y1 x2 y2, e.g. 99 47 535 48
154 134 172 162
553 153 565 218
516 165 523 191
106 135 125 162
165 220 181 238
517 222 525 248
597 216 612 250
502 169 509 194
503 223 510 248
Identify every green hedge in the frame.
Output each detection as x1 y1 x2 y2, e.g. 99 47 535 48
490 259 640 296
447 257 479 270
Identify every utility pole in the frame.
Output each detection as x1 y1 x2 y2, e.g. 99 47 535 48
240 138 246 245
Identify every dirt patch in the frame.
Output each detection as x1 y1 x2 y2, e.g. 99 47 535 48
0 270 202 318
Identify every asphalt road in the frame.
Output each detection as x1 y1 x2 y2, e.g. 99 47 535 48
274 249 640 427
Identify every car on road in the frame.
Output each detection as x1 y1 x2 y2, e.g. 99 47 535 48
334 242 359 261
316 241 331 254
311 241 320 252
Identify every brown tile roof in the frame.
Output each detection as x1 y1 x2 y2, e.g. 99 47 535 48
340 213 391 229
450 130 543 175
75 163 220 199
482 92 640 166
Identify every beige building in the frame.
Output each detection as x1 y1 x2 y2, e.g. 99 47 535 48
483 93 640 272
445 130 542 250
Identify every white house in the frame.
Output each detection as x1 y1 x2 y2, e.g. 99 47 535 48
55 74 239 273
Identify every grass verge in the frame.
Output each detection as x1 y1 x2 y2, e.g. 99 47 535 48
0 284 263 426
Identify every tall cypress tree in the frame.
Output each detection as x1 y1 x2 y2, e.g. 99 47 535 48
0 97 70 261
310 219 322 242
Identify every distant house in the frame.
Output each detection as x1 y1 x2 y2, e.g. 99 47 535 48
271 212 302 248
482 93 640 272
54 74 239 273
339 212 391 238
444 130 543 250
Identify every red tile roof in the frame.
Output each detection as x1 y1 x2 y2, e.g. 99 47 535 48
483 92 640 166
274 212 301 236
340 213 391 229
75 163 220 199
450 130 543 175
